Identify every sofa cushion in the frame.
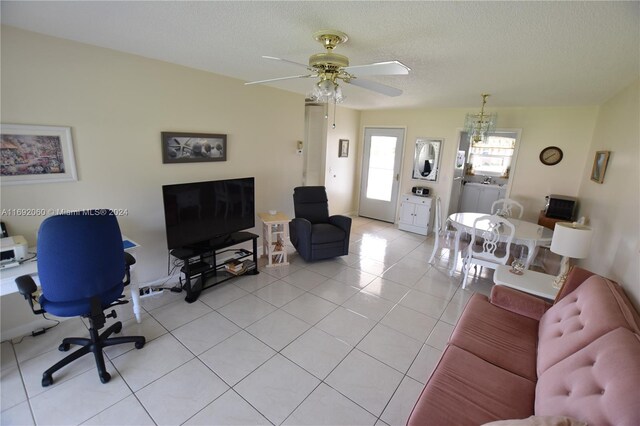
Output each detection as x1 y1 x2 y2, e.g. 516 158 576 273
408 344 535 425
535 328 640 426
537 275 640 375
310 223 346 244
449 293 539 381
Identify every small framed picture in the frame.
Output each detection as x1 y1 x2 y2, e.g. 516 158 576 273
590 150 610 184
162 132 227 163
339 139 349 158
1 124 77 185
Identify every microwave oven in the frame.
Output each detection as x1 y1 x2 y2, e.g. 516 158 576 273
544 194 577 221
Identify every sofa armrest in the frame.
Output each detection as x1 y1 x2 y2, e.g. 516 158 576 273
490 285 551 321
328 215 352 233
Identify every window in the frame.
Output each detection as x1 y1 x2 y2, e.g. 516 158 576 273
468 135 515 177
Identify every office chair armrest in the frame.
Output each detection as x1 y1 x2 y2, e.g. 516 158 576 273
329 215 352 233
122 252 136 286
124 252 136 267
15 275 45 315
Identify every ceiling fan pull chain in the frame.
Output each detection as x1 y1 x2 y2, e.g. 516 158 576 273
332 97 337 129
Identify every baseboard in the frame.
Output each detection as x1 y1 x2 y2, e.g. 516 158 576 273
2 317 71 342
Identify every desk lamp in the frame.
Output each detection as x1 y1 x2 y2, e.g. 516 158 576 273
550 222 593 288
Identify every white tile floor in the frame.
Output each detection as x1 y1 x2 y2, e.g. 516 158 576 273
0 217 497 426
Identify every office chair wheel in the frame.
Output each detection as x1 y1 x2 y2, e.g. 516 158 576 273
42 374 53 387
99 372 111 384
135 341 145 350
59 343 71 352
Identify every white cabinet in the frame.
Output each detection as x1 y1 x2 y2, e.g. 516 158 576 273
460 183 506 213
398 194 432 235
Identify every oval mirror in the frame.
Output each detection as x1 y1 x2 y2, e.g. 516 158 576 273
413 138 443 181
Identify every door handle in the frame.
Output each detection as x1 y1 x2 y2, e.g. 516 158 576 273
396 173 400 181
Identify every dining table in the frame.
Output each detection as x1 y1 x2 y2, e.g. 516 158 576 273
446 212 553 276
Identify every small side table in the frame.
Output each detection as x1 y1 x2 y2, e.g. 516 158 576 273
493 264 558 300
258 212 290 267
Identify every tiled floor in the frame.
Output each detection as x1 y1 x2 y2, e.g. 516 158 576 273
0 217 496 426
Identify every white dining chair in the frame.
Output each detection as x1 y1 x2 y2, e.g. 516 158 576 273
491 198 524 219
428 196 445 264
462 214 515 288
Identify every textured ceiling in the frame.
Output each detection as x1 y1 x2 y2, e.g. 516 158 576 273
1 1 638 110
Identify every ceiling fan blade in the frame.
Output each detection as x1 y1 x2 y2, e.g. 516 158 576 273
343 60 411 76
262 56 311 70
346 78 403 97
244 74 314 85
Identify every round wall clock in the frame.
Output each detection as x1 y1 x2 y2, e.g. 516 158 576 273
539 146 563 166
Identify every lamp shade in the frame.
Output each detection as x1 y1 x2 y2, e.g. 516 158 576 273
550 222 593 259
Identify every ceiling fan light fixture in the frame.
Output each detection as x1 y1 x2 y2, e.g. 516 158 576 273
334 85 344 102
317 79 336 96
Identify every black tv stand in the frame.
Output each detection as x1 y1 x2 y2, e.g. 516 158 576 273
170 231 259 303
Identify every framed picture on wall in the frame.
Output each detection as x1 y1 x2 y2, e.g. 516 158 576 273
339 139 349 158
590 150 610 184
162 132 227 163
0 124 77 185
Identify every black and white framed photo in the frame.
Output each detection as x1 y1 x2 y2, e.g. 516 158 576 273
339 139 349 158
162 132 227 163
1 124 77 185
590 150 610 184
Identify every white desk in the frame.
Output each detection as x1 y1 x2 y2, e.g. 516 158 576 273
0 237 143 323
447 212 553 276
494 264 558 300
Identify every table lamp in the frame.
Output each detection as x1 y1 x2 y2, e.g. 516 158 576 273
550 222 593 288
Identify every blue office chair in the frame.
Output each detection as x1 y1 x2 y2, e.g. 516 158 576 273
15 210 145 386
290 186 352 262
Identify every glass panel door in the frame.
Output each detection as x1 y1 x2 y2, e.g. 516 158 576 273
359 128 405 222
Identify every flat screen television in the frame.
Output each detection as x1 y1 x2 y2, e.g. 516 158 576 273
162 177 255 249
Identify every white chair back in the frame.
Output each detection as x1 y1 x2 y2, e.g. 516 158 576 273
491 198 524 219
462 214 515 288
428 196 443 264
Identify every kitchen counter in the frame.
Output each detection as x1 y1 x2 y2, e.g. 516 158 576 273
464 182 505 188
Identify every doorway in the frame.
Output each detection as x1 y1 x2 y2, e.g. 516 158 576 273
359 127 405 222
448 130 520 216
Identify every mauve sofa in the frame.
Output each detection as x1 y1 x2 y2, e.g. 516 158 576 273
407 267 640 425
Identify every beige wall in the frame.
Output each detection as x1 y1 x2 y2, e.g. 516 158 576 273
325 106 361 215
577 80 640 308
1 26 305 286
359 106 598 222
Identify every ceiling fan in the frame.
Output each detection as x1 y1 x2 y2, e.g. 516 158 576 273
245 30 411 101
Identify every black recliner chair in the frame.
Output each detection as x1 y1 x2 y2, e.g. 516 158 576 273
290 186 351 262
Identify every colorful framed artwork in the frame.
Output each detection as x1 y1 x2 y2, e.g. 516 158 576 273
1 124 77 185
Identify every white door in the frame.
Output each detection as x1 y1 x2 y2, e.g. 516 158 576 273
359 128 405 222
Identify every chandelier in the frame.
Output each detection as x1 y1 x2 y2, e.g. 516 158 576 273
464 93 497 143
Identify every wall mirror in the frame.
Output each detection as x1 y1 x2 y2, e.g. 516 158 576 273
413 138 443 181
